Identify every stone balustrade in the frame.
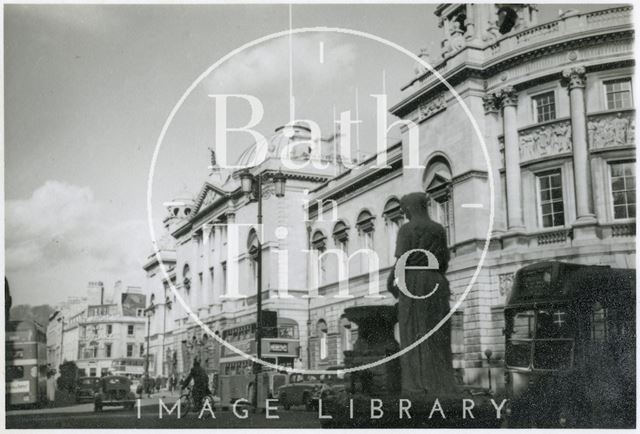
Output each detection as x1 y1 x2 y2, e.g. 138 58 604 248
411 6 633 90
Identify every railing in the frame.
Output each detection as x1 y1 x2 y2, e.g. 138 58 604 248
412 6 633 90
535 228 573 246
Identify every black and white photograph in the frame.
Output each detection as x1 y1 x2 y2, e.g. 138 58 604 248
2 1 637 430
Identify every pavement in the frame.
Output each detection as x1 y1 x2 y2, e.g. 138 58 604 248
5 389 322 429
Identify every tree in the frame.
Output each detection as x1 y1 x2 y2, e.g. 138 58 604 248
56 360 78 392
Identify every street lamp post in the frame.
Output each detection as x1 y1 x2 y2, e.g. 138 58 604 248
239 169 286 409
144 303 156 397
484 348 493 391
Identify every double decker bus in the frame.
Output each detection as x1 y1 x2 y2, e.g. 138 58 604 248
218 313 299 406
6 320 48 407
504 261 635 427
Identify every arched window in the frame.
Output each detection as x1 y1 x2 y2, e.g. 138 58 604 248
332 221 349 252
356 210 375 273
383 198 404 264
182 264 192 293
317 320 328 360
247 229 259 292
311 231 327 285
339 316 353 360
423 156 454 245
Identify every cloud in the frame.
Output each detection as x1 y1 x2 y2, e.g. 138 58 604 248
205 33 358 95
5 181 149 304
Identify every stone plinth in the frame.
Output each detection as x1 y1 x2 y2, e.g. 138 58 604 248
343 305 401 396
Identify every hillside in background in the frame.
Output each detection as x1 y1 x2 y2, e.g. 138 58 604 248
10 304 56 328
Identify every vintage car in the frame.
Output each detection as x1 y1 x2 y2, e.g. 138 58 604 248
94 375 136 412
277 373 325 410
76 377 101 402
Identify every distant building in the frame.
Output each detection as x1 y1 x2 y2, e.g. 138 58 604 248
47 282 147 378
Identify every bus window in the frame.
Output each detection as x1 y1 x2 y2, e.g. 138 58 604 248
7 366 24 380
536 308 571 339
512 310 535 339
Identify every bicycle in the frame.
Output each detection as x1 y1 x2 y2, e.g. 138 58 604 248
179 385 216 417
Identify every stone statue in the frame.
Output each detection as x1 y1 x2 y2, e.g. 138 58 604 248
386 192 457 398
613 112 630 145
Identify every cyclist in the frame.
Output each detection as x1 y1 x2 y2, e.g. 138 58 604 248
181 358 210 411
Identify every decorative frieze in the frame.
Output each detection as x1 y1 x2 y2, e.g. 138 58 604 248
519 120 572 162
417 94 447 122
588 110 635 150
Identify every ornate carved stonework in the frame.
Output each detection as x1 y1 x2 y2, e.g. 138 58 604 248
519 120 573 162
588 111 636 150
499 273 514 298
499 86 518 107
482 93 500 114
562 65 587 89
417 94 446 121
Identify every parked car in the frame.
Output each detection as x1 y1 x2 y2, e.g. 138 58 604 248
277 373 325 410
94 375 136 412
76 377 101 402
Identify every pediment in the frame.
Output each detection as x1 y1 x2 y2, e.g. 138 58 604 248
193 182 228 214
426 173 451 193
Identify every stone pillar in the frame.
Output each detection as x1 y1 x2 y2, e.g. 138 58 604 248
202 224 213 310
499 86 525 232
212 224 222 307
483 93 507 235
563 66 597 238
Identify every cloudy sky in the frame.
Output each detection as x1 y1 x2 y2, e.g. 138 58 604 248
4 3 603 306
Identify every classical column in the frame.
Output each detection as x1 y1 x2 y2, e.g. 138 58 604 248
483 92 507 234
201 224 213 310
499 86 525 232
563 66 597 230
212 224 222 306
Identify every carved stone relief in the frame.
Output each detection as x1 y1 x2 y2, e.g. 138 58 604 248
519 120 572 162
417 94 447 122
588 111 635 150
499 273 514 298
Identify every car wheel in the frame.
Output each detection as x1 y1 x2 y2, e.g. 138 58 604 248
281 394 291 410
303 393 313 411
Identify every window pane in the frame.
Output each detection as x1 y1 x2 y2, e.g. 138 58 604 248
610 162 636 219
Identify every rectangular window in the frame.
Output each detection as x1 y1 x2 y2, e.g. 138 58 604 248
89 368 96 377
610 161 636 219
537 170 565 228
101 368 109 377
106 324 112 335
127 325 134 336
140 344 145 357
127 344 134 357
105 343 112 358
532 91 556 123
604 78 633 110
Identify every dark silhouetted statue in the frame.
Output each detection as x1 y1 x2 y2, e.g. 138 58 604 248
387 192 457 398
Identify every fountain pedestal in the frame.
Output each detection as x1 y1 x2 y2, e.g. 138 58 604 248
342 305 401 396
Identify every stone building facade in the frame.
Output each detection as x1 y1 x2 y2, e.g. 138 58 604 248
144 4 635 392
305 4 635 390
47 283 148 378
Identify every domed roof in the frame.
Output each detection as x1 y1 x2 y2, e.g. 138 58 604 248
235 124 314 168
